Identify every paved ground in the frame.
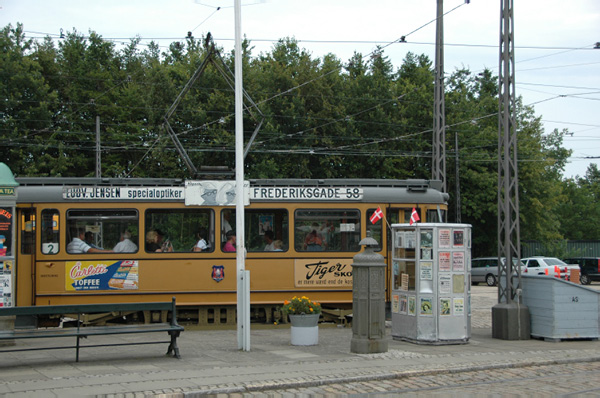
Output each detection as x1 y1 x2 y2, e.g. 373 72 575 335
1 285 600 397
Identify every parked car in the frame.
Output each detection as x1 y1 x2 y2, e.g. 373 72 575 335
521 256 579 280
471 257 524 286
562 257 600 285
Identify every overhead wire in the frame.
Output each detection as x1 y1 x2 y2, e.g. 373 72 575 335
12 4 598 169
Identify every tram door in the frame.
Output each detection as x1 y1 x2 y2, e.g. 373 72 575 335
16 208 36 306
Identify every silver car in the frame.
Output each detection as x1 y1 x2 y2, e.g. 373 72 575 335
471 257 523 286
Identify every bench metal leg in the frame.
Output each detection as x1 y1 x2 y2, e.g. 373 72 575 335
76 335 80 362
167 330 181 359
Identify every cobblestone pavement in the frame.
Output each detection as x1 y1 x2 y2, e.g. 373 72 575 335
212 361 600 397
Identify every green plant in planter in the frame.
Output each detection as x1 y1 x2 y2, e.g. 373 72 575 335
282 296 322 315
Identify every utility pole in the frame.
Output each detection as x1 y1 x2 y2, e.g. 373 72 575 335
234 0 250 351
455 131 461 223
432 0 446 193
492 0 530 340
96 116 101 178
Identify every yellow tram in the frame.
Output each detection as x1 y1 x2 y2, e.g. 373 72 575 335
14 178 448 326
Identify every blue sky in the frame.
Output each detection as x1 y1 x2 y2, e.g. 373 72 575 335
2 0 599 178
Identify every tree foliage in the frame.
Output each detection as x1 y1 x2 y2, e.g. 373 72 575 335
1 24 596 255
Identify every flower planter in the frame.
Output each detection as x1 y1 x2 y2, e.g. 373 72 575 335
289 313 319 346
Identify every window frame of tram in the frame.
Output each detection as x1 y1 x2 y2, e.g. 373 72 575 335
20 208 36 255
66 209 139 254
41 209 59 255
294 209 361 252
145 208 214 253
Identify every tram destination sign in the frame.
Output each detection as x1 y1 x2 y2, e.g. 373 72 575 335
63 186 184 200
251 187 363 201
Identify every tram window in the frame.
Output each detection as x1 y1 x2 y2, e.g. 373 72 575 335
41 209 59 254
366 208 383 252
20 209 35 255
245 209 289 252
145 209 214 253
66 209 138 254
426 208 446 223
294 209 361 252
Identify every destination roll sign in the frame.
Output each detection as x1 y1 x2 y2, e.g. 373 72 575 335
250 187 363 201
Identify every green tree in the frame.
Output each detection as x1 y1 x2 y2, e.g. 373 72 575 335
1 23 56 176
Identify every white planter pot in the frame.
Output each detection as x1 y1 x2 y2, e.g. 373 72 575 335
289 314 319 346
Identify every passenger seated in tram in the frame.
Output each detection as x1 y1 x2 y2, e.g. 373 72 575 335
145 230 162 252
84 231 103 249
273 240 284 251
113 231 138 253
263 230 275 251
223 230 236 252
303 223 324 251
193 228 209 252
68 227 113 254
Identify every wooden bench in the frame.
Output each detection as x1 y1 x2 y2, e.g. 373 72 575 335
0 298 184 362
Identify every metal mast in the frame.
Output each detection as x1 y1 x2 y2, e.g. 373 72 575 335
492 0 529 340
432 0 446 193
497 0 521 304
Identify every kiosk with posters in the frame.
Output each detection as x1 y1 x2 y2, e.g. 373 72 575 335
0 163 18 310
391 223 471 344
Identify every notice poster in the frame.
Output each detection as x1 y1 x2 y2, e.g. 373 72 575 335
420 261 433 280
0 261 12 307
408 296 416 316
439 252 451 272
400 295 407 314
452 252 465 271
440 298 451 316
392 294 400 313
452 274 465 294
453 230 464 247
401 273 410 291
439 229 451 248
0 207 13 257
439 275 451 294
66 260 139 291
453 298 465 315
420 230 433 248
420 297 433 316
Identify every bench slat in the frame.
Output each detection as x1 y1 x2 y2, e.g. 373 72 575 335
0 301 173 316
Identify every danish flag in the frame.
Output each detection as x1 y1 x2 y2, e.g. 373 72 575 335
370 207 383 224
409 208 420 225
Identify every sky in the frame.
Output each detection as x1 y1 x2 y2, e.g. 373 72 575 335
2 0 599 179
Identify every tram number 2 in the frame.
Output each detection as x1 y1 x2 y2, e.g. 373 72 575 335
345 188 362 199
572 296 579 303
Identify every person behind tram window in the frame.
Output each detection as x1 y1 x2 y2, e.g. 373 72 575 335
221 210 233 243
263 230 275 251
154 228 173 252
84 231 102 249
113 230 138 253
193 228 209 252
68 227 113 254
303 223 324 251
273 239 284 251
223 230 236 252
145 230 162 252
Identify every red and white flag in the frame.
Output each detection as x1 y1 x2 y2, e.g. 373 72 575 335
409 208 420 225
370 207 383 224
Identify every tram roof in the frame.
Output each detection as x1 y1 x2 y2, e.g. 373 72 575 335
15 177 441 189
15 177 448 204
